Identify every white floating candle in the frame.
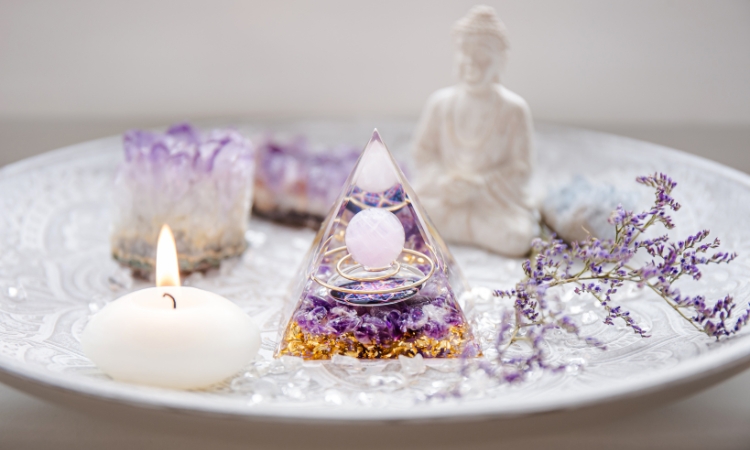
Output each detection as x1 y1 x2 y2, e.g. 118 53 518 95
82 225 260 390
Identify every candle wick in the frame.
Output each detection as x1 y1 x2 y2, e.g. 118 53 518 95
163 293 176 309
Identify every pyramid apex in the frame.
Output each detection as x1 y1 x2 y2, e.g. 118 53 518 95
369 128 383 144
356 129 397 193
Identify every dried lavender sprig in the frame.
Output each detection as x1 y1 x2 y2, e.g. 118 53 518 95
496 173 745 350
436 173 745 398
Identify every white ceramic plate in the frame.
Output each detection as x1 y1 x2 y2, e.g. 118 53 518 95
0 122 749 428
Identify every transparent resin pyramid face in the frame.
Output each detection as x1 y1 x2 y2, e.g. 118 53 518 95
276 130 480 360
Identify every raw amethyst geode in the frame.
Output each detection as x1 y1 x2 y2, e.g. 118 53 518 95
254 137 359 227
111 123 254 275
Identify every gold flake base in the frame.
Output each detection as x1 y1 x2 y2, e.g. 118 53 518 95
278 321 477 360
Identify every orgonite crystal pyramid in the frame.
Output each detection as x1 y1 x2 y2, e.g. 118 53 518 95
276 130 480 360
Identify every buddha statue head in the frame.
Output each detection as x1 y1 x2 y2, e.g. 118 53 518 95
452 5 510 89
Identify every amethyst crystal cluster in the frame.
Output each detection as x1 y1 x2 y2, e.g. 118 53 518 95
254 137 360 227
112 123 254 274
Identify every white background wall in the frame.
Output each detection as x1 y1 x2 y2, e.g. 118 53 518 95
0 0 748 169
1 0 749 126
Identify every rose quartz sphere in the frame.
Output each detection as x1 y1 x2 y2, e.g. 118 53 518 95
345 208 405 268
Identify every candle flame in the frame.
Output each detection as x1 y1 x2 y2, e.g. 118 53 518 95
156 224 180 287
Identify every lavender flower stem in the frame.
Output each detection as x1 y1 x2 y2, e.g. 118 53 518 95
643 282 704 332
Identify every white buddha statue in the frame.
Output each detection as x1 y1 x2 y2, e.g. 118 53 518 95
412 5 539 257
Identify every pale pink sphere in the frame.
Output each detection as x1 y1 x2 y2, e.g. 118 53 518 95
345 208 405 268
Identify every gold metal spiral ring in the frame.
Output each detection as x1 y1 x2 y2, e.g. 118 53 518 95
311 247 435 295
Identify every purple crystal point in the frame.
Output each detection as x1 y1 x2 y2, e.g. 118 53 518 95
166 122 201 144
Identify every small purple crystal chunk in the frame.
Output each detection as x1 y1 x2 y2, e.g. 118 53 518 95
112 123 255 275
